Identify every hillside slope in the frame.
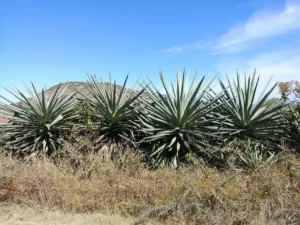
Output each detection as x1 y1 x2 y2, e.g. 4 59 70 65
0 81 147 124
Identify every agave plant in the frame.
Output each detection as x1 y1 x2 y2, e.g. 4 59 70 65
0 83 77 157
219 71 287 143
283 105 300 151
140 70 225 167
235 139 279 171
80 75 145 144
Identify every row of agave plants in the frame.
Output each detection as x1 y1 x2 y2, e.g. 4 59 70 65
0 69 299 167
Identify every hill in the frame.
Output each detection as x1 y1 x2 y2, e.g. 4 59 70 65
0 81 148 124
45 81 148 99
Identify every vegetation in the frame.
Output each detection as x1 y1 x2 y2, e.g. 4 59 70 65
0 148 300 224
283 105 300 152
139 70 224 167
0 83 77 157
278 80 300 152
261 97 281 107
0 69 300 224
74 100 95 126
0 70 299 166
219 71 286 143
80 75 144 143
278 80 300 105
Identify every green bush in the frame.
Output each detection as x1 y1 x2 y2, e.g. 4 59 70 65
74 100 96 126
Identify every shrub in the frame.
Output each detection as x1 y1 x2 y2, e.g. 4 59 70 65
74 100 96 126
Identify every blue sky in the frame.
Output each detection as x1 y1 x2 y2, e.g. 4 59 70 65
1 0 300 99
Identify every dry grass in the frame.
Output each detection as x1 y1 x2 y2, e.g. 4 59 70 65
0 205 134 225
0 148 300 225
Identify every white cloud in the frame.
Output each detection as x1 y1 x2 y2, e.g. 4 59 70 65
246 54 300 80
163 46 184 53
216 49 300 98
163 1 300 54
163 41 209 53
216 0 300 52
246 53 300 98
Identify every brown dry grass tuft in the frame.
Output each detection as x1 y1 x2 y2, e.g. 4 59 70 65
0 205 134 225
0 148 300 225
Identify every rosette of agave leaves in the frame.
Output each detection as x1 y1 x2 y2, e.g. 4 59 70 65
0 83 77 157
139 69 287 167
77 74 145 160
80 75 145 143
218 71 287 143
139 69 226 167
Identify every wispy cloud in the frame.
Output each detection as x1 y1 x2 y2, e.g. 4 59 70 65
216 0 300 52
216 49 300 97
162 41 210 53
247 53 300 77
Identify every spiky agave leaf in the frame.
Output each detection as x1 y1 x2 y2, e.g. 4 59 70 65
80 74 145 144
219 70 287 143
0 83 77 157
283 105 300 151
140 69 226 167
